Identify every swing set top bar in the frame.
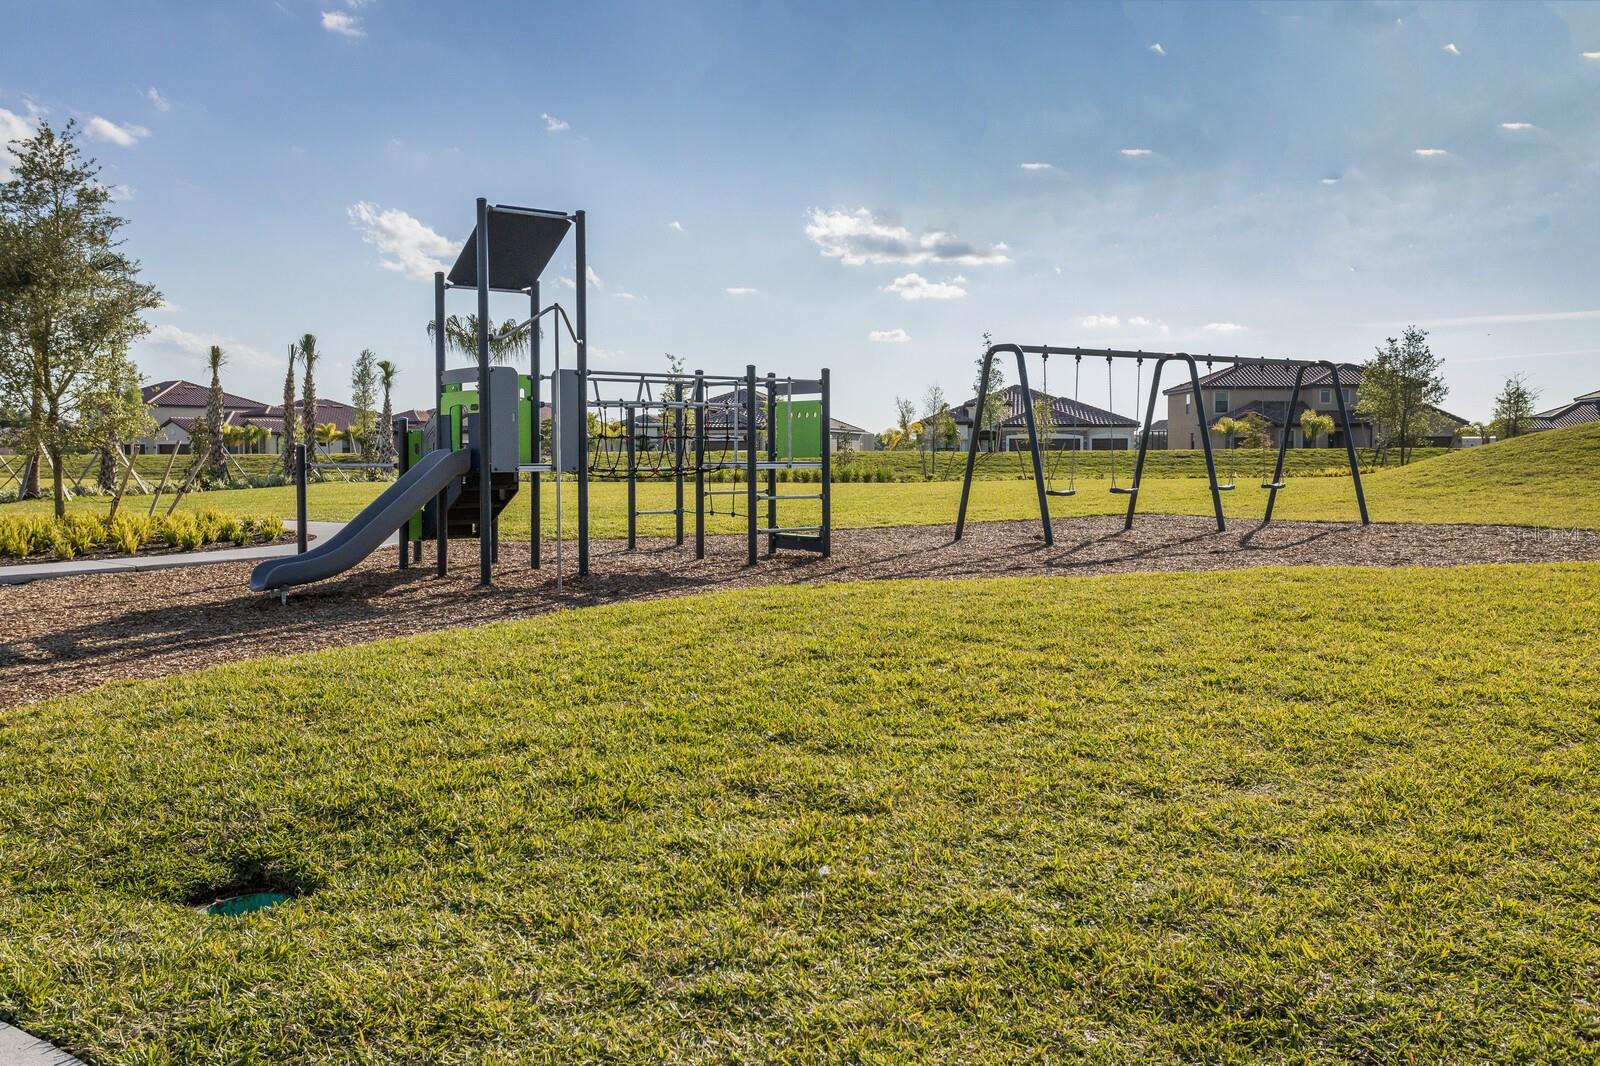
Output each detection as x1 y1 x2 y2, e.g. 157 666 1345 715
1016 344 1334 370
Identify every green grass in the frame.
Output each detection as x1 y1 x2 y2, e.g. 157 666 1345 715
8 423 1599 534
840 444 1446 482
3 563 1599 1061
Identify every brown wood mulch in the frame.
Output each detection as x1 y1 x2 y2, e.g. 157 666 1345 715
4 517 1599 709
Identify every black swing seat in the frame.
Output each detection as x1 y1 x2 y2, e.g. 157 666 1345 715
1260 481 1286 490
1045 488 1076 497
1109 485 1138 496
1216 482 1236 491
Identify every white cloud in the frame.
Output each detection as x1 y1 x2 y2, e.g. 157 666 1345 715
84 116 149 147
541 112 569 132
142 323 274 369
1127 316 1170 335
869 328 910 343
613 291 637 300
145 87 171 112
346 201 457 281
1499 122 1535 131
725 287 759 296
882 272 968 301
1202 322 1248 334
1078 314 1120 329
1120 148 1153 157
105 183 134 201
669 220 684 232
0 107 36 176
804 208 1009 267
1442 42 1460 56
1584 52 1600 61
1018 162 1054 171
1413 148 1449 157
321 10 364 36
1321 177 1341 185
585 265 603 289
1148 43 1166 56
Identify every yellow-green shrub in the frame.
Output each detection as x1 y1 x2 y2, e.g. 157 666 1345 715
109 514 154 554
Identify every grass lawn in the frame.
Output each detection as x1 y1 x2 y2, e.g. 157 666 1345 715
3 563 1599 1061
9 422 1599 536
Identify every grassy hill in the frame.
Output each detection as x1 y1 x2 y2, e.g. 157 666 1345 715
7 423 1598 533
3 564 1598 1062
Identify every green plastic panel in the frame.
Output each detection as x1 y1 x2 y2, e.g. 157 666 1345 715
774 400 822 459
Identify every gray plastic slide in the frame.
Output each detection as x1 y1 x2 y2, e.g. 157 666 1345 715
250 448 472 593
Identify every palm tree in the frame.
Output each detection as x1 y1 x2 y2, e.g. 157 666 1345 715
376 359 398 463
281 343 297 476
315 421 341 454
426 314 528 366
298 333 319 462
243 423 267 454
205 345 228 481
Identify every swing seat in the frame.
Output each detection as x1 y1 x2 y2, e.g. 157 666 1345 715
1216 482 1236 492
1109 485 1138 496
1045 488 1076 497
1260 481 1286 490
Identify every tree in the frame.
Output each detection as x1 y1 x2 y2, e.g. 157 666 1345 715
1299 408 1335 447
971 332 1007 453
892 396 917 451
0 121 162 516
920 385 955 477
1357 327 1448 466
1491 372 1541 440
426 313 527 366
204 344 228 482
350 347 378 466
376 358 398 463
280 344 297 476
78 348 154 500
297 333 319 459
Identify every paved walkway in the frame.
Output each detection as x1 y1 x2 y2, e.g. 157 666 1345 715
0 1023 85 1066
0 522 397 585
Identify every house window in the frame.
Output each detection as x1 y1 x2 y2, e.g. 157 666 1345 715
1184 394 1192 414
1213 390 1230 414
1343 388 1354 406
1319 388 1332 405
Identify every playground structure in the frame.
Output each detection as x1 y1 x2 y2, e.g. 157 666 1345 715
250 199 831 597
954 343 1371 545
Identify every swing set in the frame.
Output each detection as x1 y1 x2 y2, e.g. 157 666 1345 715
955 343 1371 546
1034 352 1141 498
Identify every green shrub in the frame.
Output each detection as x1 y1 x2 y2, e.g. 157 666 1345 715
45 524 77 560
0 516 51 558
160 514 205 551
255 514 285 541
62 514 106 554
108 514 153 554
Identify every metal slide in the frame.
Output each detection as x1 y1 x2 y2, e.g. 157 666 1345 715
250 448 472 594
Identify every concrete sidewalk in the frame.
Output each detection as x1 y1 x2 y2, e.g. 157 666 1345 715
0 1022 85 1065
0 522 399 585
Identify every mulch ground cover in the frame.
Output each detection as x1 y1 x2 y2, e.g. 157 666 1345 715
5 516 1599 708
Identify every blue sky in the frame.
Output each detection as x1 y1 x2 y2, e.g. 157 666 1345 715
4 0 1599 429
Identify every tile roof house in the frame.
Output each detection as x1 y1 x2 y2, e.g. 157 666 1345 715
139 379 371 455
1162 362 1466 451
954 384 1140 452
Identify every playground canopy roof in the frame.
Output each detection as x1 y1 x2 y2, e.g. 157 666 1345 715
448 205 573 293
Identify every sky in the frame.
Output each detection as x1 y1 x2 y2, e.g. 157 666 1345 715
4 0 1599 430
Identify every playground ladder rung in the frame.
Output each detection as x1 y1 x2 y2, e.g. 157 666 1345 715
632 508 680 516
702 489 748 496
518 463 555 473
765 526 823 535
757 492 823 501
755 461 821 470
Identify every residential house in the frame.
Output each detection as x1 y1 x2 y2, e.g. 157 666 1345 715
138 379 368 455
1163 363 1467 451
1531 388 1600 432
954 384 1140 452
